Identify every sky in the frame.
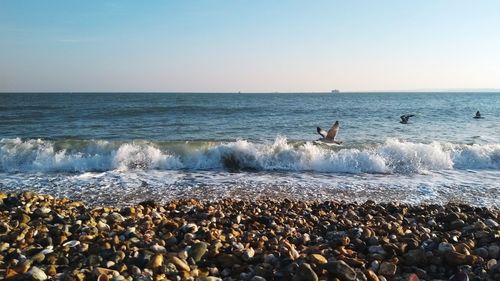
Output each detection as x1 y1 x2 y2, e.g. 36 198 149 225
1 0 500 92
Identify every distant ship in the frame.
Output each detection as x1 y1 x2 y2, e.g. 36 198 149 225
331 89 340 93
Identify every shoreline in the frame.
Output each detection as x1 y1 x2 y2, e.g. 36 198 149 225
1 192 499 281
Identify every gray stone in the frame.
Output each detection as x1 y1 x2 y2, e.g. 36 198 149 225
188 242 208 262
438 242 455 253
354 269 367 281
107 212 124 223
488 245 500 259
370 260 380 272
473 247 489 259
378 262 397 277
404 249 427 266
485 218 499 228
368 245 387 256
293 263 318 281
326 260 356 281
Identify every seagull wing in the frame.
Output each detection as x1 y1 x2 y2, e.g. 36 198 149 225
317 127 327 138
326 121 340 140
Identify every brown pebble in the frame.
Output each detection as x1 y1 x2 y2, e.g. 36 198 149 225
445 252 481 266
149 254 164 269
47 265 57 276
309 254 328 265
216 253 241 268
365 269 379 281
170 256 190 272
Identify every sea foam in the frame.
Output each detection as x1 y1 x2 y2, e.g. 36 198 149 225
1 137 499 174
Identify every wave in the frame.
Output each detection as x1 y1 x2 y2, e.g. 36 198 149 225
0 137 499 174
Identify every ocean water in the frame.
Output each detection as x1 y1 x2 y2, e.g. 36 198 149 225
0 92 499 207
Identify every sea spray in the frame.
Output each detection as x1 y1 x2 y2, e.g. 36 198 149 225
113 143 182 170
1 137 499 174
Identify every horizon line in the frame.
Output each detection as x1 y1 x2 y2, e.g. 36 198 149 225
1 89 500 94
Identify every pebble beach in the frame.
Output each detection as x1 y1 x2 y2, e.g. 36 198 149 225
2 0 500 280
1 192 499 281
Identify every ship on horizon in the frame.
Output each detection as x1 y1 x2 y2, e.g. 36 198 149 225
331 89 340 93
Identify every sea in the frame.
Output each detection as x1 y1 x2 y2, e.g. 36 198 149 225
0 92 499 207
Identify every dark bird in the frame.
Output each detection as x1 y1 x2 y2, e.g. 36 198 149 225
400 114 415 124
316 121 343 144
473 111 483 119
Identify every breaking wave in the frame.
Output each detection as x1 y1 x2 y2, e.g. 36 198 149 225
1 137 499 174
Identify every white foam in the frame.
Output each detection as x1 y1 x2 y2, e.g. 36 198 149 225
112 143 182 170
1 137 499 174
451 143 500 169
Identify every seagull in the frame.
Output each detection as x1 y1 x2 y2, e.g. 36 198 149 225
473 111 483 119
400 114 414 124
316 121 343 144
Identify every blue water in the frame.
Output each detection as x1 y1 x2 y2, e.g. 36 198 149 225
0 92 499 207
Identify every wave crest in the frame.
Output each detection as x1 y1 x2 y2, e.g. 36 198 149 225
1 137 499 174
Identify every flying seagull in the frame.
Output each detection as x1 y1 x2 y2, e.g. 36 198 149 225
316 121 343 144
400 114 414 124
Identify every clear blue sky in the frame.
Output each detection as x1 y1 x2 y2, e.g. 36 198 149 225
1 0 500 92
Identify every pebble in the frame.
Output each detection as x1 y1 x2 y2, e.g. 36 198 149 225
309 254 327 265
188 242 208 262
149 254 164 269
181 223 198 233
107 212 124 223
448 271 469 281
406 273 419 281
438 242 455 253
404 249 427 266
196 277 222 281
370 260 380 272
368 245 387 256
379 262 397 277
1 192 499 281
484 218 499 228
31 252 46 263
170 256 190 272
62 240 80 248
27 266 48 281
487 259 497 270
242 247 255 261
488 245 500 259
473 247 489 259
150 244 167 254
326 260 357 281
293 263 318 281
365 269 379 281
445 251 479 266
